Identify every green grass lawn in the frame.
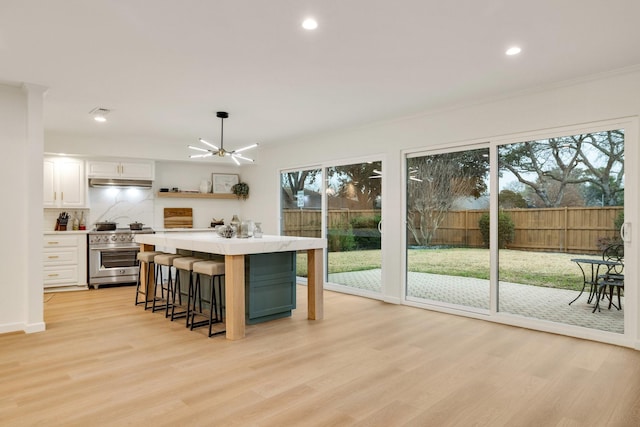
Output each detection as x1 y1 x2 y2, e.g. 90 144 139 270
297 248 587 291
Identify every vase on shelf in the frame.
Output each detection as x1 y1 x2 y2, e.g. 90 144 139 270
199 179 211 193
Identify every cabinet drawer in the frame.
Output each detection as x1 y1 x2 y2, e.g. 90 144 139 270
43 235 79 248
43 265 78 286
43 248 78 265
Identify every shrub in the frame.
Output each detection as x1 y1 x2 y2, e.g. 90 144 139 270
614 211 624 231
597 236 622 251
327 226 356 252
479 212 515 249
597 210 624 250
349 214 382 250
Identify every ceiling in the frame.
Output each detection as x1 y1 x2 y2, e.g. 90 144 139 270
2 0 640 152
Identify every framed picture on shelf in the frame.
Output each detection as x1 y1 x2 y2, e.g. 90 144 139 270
212 173 239 194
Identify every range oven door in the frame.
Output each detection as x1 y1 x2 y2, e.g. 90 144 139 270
89 245 141 287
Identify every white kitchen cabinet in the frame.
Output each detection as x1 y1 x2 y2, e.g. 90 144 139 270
43 233 88 292
43 157 87 208
87 160 154 180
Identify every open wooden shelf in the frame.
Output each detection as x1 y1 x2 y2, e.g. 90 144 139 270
157 192 239 200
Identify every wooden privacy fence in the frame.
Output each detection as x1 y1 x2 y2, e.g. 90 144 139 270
283 209 379 238
283 206 623 254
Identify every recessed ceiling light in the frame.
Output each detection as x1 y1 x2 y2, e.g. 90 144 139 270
505 46 522 56
302 18 318 30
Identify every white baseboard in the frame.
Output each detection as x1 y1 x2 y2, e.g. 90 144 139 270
0 322 26 335
0 321 46 335
25 322 46 333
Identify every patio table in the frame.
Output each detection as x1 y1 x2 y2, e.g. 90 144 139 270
569 258 622 310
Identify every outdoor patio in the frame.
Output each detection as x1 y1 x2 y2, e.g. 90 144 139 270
327 269 624 334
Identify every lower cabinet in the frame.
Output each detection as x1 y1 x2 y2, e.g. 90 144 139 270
43 234 88 292
245 252 297 324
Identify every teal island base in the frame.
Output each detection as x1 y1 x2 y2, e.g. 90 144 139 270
245 251 297 324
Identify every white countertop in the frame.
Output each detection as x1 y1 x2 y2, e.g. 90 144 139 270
134 231 326 255
152 227 213 232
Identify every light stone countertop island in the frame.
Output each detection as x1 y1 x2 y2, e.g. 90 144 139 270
135 231 327 340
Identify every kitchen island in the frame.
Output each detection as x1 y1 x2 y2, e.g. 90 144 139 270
134 231 326 340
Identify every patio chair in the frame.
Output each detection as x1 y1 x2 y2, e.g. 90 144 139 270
594 243 624 311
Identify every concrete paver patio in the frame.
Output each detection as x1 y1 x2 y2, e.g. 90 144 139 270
328 269 624 334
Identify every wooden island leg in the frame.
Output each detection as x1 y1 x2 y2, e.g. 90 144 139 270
225 254 246 340
307 248 324 320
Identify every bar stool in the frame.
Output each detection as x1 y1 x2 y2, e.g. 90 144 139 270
170 256 202 323
190 260 226 337
135 251 163 308
152 253 184 316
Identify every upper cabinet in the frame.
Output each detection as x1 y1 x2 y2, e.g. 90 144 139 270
87 160 155 180
43 157 88 208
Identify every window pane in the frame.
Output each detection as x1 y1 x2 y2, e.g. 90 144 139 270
281 168 322 278
406 148 490 310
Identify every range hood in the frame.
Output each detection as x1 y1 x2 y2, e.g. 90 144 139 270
89 178 153 189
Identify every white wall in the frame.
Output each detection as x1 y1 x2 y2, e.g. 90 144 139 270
0 83 46 334
153 161 247 228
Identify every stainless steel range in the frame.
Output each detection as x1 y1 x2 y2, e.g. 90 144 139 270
88 228 154 289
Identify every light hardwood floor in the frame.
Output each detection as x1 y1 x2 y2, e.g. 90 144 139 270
2 285 640 426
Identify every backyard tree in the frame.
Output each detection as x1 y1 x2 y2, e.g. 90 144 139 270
280 169 321 208
499 130 624 207
498 189 528 208
575 130 624 206
331 161 382 208
582 174 624 206
521 168 586 207
407 149 489 246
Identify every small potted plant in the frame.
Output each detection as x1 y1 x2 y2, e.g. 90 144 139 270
232 182 249 200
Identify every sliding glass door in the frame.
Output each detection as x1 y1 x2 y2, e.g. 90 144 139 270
280 160 383 296
325 160 382 294
404 124 627 335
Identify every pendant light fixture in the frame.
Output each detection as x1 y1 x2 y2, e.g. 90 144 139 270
188 111 258 165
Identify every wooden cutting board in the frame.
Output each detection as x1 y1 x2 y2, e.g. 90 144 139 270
164 207 193 228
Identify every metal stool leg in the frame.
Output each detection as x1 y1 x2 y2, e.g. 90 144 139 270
171 269 193 321
143 262 155 310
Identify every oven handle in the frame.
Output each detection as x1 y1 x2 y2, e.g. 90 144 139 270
90 246 141 251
